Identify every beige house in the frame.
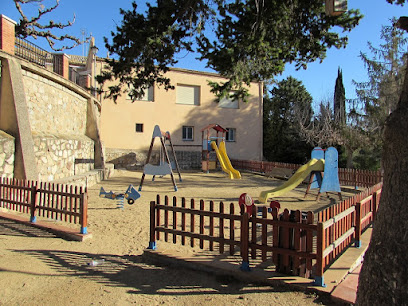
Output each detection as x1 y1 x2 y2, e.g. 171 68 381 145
0 13 263 181
99 66 264 169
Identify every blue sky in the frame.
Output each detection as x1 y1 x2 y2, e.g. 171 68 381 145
1 0 407 104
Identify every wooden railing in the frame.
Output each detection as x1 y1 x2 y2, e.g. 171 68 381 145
231 159 383 188
149 182 382 287
149 195 242 254
0 177 88 234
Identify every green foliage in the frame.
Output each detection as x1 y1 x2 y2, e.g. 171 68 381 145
386 0 407 5
353 21 407 167
334 67 346 124
98 0 362 101
263 77 313 163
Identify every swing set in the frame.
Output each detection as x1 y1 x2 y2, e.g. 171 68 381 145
138 125 182 191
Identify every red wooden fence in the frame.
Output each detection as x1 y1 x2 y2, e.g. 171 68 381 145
0 177 88 234
149 182 382 287
231 159 383 188
149 195 242 254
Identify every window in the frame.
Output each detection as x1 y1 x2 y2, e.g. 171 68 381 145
127 86 154 101
177 85 200 105
135 123 144 133
182 126 194 141
219 92 239 109
226 128 236 142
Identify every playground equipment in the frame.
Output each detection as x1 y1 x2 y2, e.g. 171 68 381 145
99 184 141 209
201 124 241 179
138 125 182 191
258 147 342 204
239 193 281 217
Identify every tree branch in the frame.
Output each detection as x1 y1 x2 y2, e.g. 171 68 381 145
14 0 84 51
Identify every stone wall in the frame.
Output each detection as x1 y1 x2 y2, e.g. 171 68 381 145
0 45 103 183
22 69 88 136
33 134 94 181
105 148 201 170
0 130 14 178
173 151 201 170
19 63 95 182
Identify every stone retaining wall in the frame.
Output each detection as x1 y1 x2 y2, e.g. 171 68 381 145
105 148 201 170
22 67 88 136
0 131 15 178
34 134 94 181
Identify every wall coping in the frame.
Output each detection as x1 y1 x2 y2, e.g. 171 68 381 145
0 130 15 140
0 50 101 112
0 15 17 25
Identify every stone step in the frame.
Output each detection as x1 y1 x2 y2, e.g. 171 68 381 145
53 163 114 188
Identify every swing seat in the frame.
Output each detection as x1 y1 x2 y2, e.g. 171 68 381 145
144 163 172 176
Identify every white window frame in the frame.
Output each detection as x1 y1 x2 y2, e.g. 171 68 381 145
226 128 236 142
219 92 239 109
176 84 200 105
182 126 194 141
127 85 154 101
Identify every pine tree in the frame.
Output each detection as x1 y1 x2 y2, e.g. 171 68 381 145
334 67 346 124
353 21 407 160
97 0 362 101
263 77 313 163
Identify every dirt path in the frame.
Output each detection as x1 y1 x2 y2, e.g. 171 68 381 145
0 170 340 305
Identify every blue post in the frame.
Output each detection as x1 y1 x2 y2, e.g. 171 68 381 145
320 147 341 194
355 240 361 248
148 241 156 250
30 216 37 223
313 276 327 287
81 226 88 234
240 261 251 271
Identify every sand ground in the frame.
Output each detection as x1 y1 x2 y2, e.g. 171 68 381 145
0 170 347 305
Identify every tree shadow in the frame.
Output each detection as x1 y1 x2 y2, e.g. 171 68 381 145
8 249 324 300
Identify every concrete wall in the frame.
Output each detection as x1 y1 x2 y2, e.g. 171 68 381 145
100 66 264 168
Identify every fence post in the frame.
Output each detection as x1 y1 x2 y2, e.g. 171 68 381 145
314 222 326 287
355 202 362 248
372 191 377 222
29 185 38 223
240 212 250 271
79 190 88 234
148 201 157 250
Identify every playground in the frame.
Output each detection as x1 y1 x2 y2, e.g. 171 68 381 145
0 168 359 305
96 169 354 214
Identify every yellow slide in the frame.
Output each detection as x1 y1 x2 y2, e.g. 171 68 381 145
211 141 241 179
258 158 324 203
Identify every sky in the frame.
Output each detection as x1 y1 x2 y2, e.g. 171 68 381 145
1 0 407 105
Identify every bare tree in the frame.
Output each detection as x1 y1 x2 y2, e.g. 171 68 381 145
296 97 369 168
13 0 84 51
297 100 341 148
